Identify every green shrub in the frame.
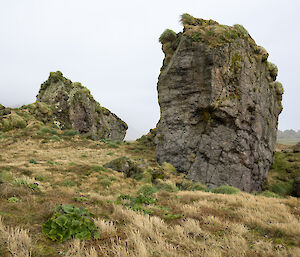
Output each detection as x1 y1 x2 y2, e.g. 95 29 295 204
156 181 178 192
117 187 157 215
42 204 99 242
178 180 208 191
40 127 58 135
10 114 26 129
159 29 177 44
100 178 111 187
137 184 157 196
8 197 19 203
180 13 196 26
61 180 76 187
211 185 240 194
268 181 293 196
92 165 106 172
63 130 78 136
48 135 61 141
106 142 119 149
259 191 282 198
192 182 208 191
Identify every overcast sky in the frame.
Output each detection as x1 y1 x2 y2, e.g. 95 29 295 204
1 0 299 139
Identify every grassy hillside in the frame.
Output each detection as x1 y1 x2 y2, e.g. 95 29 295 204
0 127 299 257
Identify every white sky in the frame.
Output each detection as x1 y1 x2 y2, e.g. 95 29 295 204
1 0 299 139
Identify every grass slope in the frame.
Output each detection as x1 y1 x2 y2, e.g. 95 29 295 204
0 127 299 257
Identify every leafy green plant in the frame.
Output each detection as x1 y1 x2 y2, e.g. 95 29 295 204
29 159 38 164
117 187 157 215
211 185 240 194
42 204 99 242
28 183 39 191
8 197 19 203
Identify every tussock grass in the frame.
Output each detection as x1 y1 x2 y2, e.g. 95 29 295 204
0 129 299 256
0 216 32 257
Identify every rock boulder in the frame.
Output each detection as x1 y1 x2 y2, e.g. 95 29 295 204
155 15 283 192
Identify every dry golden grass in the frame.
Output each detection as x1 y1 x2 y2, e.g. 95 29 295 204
0 131 299 256
0 216 32 257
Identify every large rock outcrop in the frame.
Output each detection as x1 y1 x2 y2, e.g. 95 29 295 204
36 71 127 140
155 15 283 192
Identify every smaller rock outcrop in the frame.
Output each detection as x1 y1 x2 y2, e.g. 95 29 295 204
0 71 128 141
36 71 127 140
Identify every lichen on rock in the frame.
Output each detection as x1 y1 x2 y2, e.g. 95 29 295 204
36 71 127 140
155 14 283 192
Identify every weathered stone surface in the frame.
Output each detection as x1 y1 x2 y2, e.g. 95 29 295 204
155 15 283 192
36 71 128 140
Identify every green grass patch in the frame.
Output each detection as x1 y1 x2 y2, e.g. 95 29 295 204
61 180 76 187
211 185 240 194
63 130 78 136
259 191 282 198
8 197 20 203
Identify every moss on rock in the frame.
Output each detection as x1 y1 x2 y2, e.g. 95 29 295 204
104 157 143 178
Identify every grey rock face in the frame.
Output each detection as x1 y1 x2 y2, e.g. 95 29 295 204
37 71 127 141
156 17 283 192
